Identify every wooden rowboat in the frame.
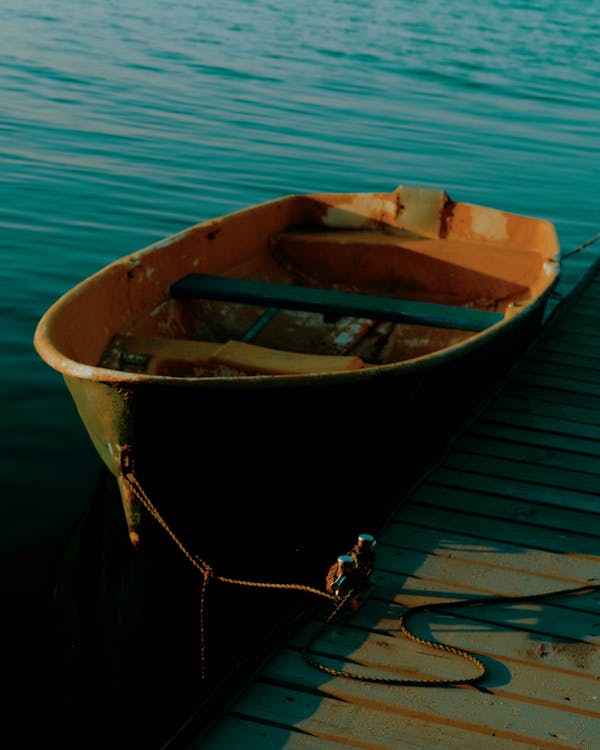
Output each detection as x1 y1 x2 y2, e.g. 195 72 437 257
34 184 561 744
34 184 560 568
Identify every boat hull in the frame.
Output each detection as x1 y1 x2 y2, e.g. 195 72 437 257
63 287 547 574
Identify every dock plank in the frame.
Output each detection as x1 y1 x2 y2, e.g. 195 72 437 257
392 497 600 554
535 336 600 362
375 526 600 585
441 452 600 497
324 596 600 683
201 682 547 750
471 402 600 439
199 713 354 750
454 430 600 469
366 555 600 620
283 603 600 708
254 650 599 750
502 380 600 412
487 393 595 418
531 345 600 372
511 370 600 398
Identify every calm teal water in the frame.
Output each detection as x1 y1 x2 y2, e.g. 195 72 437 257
1 0 599 728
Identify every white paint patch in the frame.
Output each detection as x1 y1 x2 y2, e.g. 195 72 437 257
323 195 396 228
150 301 168 318
334 331 358 347
333 320 369 347
471 206 508 240
149 225 199 250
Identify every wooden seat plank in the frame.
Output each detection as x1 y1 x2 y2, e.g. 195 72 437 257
170 273 503 332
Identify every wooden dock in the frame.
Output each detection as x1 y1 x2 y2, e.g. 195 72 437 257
172 253 600 749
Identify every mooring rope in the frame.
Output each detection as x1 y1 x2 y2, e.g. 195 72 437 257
561 231 600 259
120 447 599 688
120 446 335 679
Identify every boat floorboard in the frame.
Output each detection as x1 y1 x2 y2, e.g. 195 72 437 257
174 263 600 750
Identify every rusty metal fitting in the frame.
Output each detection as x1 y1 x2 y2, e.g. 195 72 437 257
336 554 356 577
357 533 376 550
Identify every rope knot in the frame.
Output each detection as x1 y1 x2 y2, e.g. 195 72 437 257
120 444 135 476
194 556 215 581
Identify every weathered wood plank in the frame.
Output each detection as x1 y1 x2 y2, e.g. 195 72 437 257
325 595 600 680
554 315 600 338
360 550 600 624
170 273 503 331
376 524 600 585
534 325 600 357
292 614 491 684
199 681 547 750
490 388 600 432
394 496 600 554
286 598 600 704
474 402 600 439
510 370 600 398
430 468 598 511
196 713 355 749
438 454 600 500
519 358 600 385
255 649 599 750
365 563 595 613
558 304 600 319
566 302 600 316
502 381 600 412
535 336 600 361
533 344 600 370
456 430 600 469
423 466 597 513
566 305 600 319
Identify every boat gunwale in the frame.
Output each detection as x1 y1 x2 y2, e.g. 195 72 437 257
35 291 557 391
33 187 561 389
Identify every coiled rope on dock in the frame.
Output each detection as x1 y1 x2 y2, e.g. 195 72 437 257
301 581 600 686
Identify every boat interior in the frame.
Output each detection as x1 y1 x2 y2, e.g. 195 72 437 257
98 222 553 379
36 189 556 381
